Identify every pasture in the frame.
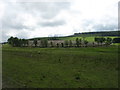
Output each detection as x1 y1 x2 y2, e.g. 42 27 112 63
58 36 120 42
2 45 119 88
30 36 120 42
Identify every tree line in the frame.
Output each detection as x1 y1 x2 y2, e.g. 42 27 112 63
7 36 117 48
7 37 48 47
7 36 90 47
8 37 28 47
94 37 113 46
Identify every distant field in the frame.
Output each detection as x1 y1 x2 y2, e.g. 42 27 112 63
58 36 120 42
31 36 120 42
2 45 119 88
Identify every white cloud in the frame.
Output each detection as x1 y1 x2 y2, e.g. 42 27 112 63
0 0 119 42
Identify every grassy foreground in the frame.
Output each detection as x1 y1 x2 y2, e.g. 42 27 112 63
2 45 119 88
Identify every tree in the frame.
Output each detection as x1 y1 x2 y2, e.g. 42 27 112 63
41 39 48 48
19 39 22 47
56 43 59 47
64 40 69 47
7 37 28 47
50 41 53 47
76 38 79 47
25 40 28 47
13 37 21 47
99 37 106 45
95 37 100 46
44 39 48 47
21 39 26 47
8 37 22 47
84 40 88 47
12 37 18 47
61 43 64 47
34 39 38 47
112 38 120 43
8 36 14 46
95 37 106 46
79 39 82 47
69 40 72 47
41 40 44 47
105 37 112 46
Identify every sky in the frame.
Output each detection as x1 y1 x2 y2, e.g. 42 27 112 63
0 0 119 42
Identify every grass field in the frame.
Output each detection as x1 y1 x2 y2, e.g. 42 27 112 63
30 36 120 43
2 45 119 88
58 36 120 42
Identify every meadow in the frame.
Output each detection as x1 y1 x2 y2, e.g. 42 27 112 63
32 36 120 42
58 36 119 42
2 44 119 88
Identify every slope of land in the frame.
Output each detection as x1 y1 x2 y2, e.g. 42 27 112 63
28 31 120 42
2 45 119 88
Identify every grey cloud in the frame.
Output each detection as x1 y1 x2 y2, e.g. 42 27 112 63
2 19 29 30
19 2 71 19
82 19 117 31
40 20 66 27
1 29 30 42
1 1 71 42
118 1 120 29
92 24 117 31
82 20 94 26
2 3 35 30
2 30 11 42
2 1 70 30
2 3 28 30
16 31 30 39
2 33 9 42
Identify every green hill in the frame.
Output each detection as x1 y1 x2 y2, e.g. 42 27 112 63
28 31 120 42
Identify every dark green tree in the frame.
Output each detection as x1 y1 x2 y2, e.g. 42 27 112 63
69 40 72 47
95 37 100 46
21 39 26 47
13 37 20 47
7 36 14 46
8 37 28 47
95 37 106 46
23 39 28 47
79 39 82 47
44 39 48 47
61 43 64 47
105 37 112 46
84 40 88 47
76 38 79 47
19 39 22 47
34 39 38 47
56 43 59 47
41 39 48 48
99 37 106 45
50 41 53 47
41 40 44 47
64 40 69 47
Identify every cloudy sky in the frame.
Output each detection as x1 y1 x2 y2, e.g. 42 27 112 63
0 0 119 42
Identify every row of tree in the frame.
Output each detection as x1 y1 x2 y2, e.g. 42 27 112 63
8 37 48 47
94 37 113 45
7 37 89 47
8 37 28 47
7 36 114 47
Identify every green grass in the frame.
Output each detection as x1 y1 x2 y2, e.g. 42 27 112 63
2 45 119 88
111 43 120 46
58 36 119 42
29 36 120 43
